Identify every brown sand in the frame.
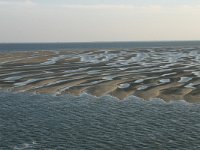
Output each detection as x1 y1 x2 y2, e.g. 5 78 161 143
0 50 199 102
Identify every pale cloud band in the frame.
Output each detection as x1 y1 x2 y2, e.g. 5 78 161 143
0 0 200 13
0 0 200 42
0 0 34 4
0 0 200 7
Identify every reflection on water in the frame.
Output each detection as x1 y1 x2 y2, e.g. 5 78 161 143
0 92 200 149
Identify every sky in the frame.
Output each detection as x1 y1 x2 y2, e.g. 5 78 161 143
0 0 200 43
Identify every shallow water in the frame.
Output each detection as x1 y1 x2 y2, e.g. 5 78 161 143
0 92 200 149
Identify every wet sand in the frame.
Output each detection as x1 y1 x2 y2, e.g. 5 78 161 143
0 48 199 102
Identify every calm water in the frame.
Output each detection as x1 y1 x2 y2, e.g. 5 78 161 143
1 41 200 52
0 93 200 149
0 42 200 149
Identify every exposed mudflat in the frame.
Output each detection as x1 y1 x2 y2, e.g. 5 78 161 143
0 47 199 102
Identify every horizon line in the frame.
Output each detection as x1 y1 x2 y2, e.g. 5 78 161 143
1 40 200 44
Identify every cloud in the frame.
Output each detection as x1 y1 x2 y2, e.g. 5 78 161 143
0 0 200 14
1 1 200 15
0 0 35 6
1 1 200 42
176 4 200 13
61 4 163 14
61 4 200 14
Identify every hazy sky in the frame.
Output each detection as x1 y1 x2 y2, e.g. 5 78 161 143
0 0 200 43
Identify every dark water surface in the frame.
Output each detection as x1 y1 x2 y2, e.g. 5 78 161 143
0 92 200 149
1 41 200 52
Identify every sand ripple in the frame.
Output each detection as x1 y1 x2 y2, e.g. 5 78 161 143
0 48 199 102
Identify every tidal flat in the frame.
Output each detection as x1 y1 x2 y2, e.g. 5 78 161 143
0 47 199 102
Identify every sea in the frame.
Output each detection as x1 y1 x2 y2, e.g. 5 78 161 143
0 41 200 149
